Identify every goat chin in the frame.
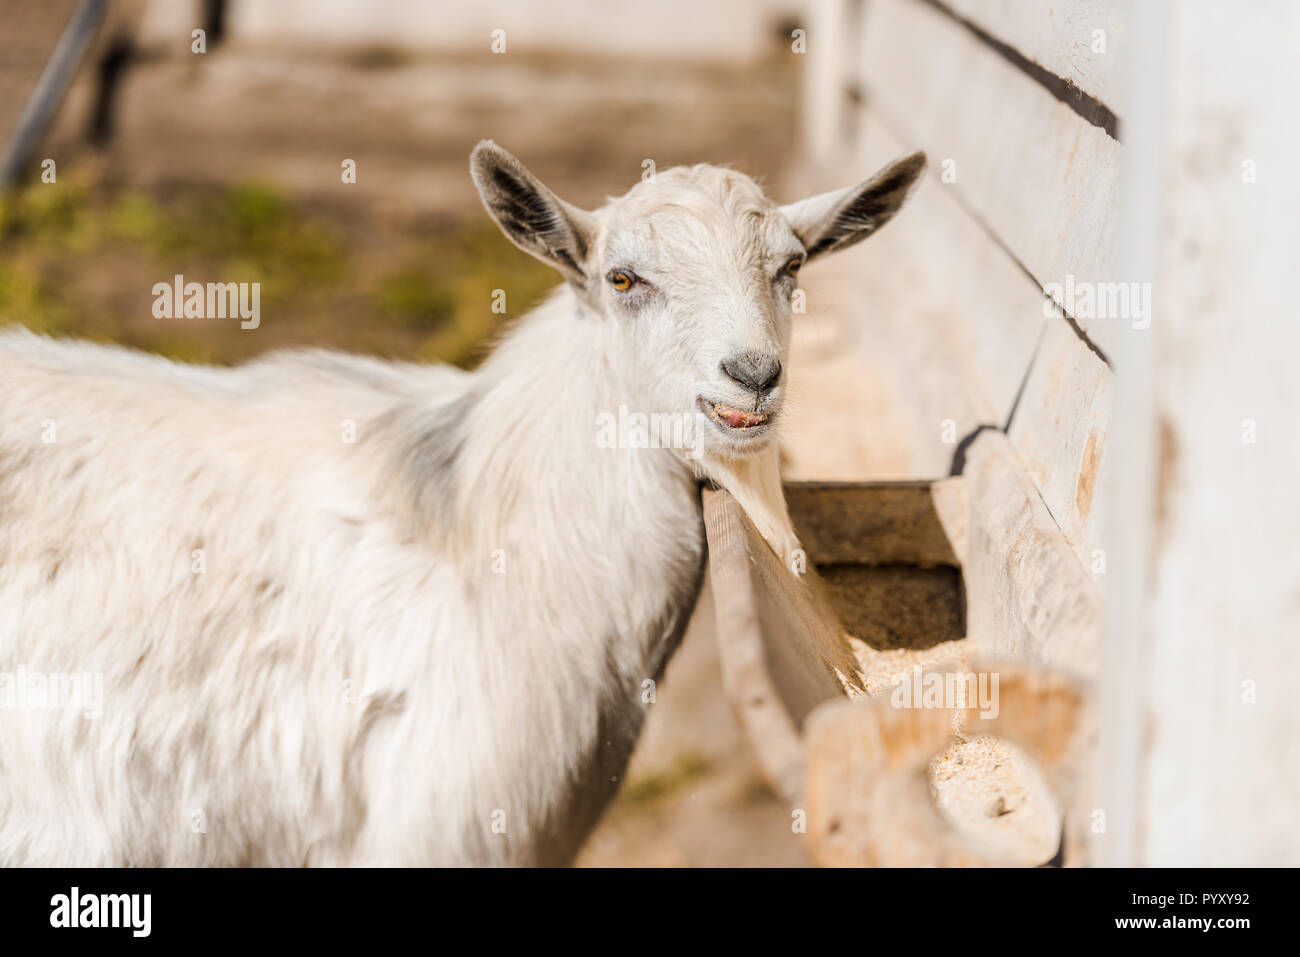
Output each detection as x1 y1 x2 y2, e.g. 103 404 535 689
698 441 801 569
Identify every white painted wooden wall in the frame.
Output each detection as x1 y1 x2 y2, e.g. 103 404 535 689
138 0 804 60
803 0 1299 865
1101 0 1300 869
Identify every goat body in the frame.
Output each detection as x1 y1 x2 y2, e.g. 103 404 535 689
0 141 924 865
0 296 704 865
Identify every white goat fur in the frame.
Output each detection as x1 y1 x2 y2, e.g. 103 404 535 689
0 142 923 865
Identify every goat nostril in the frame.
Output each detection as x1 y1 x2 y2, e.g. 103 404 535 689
761 361 782 392
722 354 782 394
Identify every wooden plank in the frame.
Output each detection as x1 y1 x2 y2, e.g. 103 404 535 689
1089 0 1162 868
807 111 1046 476
961 430 1101 676
1007 316 1112 568
702 487 853 802
224 0 788 60
800 0 860 162
930 473 969 566
942 0 1126 112
805 660 1090 866
860 0 1122 355
861 112 1048 426
1126 0 1300 867
786 481 969 654
703 481 971 800
800 223 986 478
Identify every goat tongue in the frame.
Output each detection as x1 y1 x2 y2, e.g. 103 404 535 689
713 403 765 428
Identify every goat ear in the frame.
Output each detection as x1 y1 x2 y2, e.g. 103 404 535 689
779 151 926 261
470 140 597 287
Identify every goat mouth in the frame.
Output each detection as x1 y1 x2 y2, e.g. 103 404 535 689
697 397 772 430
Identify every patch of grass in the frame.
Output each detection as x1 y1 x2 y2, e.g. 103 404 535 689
376 267 457 331
0 163 556 368
122 181 347 298
4 174 346 288
0 173 101 253
0 171 351 356
107 189 168 245
376 223 558 369
0 258 70 335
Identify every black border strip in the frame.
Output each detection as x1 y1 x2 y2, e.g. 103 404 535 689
918 0 1121 141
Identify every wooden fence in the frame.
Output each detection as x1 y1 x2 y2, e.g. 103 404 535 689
708 0 1298 866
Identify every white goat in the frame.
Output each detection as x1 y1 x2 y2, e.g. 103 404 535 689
0 141 923 865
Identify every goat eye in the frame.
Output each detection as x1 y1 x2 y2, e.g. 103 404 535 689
608 270 637 292
783 256 804 277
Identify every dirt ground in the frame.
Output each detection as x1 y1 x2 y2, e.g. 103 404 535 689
6 36 864 866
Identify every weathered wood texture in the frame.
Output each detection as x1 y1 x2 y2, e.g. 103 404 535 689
794 0 1300 869
785 481 967 651
805 661 1090 866
942 0 1126 112
806 0 1115 678
822 113 1045 475
703 486 854 803
962 430 1101 676
705 479 1101 865
703 482 969 797
1008 316 1112 568
859 0 1122 356
1113 0 1300 866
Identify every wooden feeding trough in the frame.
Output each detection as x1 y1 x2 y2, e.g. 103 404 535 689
705 0 1138 867
704 481 1090 867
